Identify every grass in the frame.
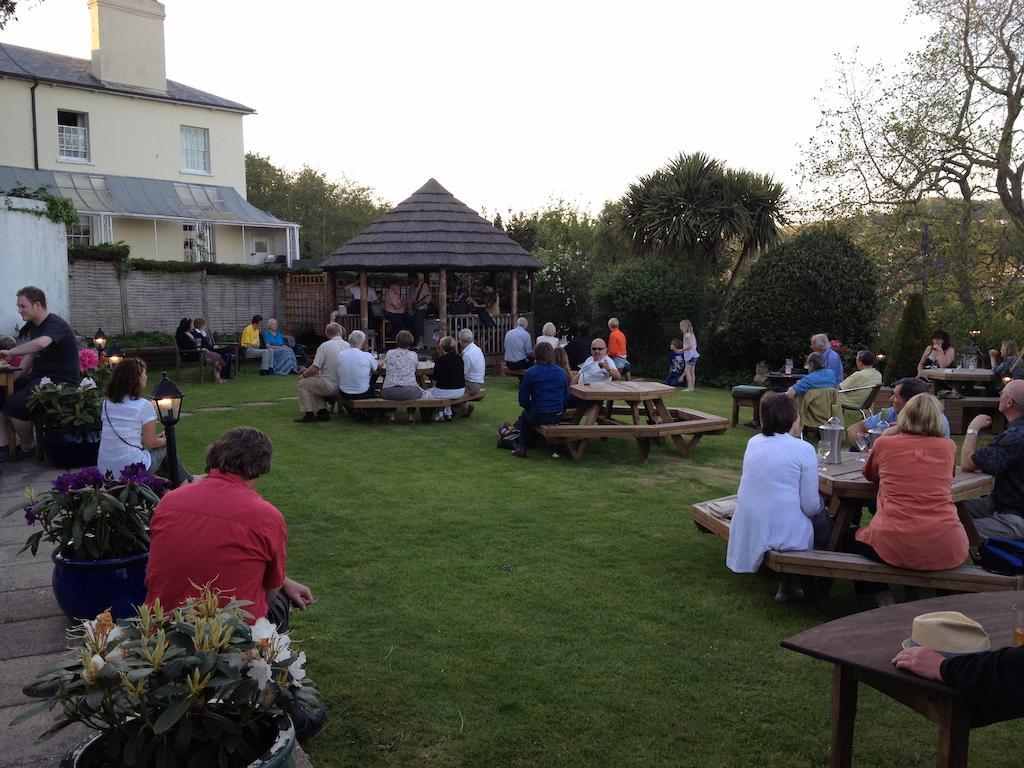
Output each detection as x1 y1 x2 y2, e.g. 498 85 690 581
164 369 1018 767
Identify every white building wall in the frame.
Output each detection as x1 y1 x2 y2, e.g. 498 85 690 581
0 197 69 337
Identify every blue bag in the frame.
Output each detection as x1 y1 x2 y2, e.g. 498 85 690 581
978 538 1024 575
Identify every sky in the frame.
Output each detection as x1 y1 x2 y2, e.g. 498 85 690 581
1 0 933 216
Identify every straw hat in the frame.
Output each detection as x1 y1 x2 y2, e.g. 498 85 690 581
901 611 991 656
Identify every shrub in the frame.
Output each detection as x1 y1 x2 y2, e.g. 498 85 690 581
885 293 930 381
721 225 880 372
590 260 710 374
533 246 595 334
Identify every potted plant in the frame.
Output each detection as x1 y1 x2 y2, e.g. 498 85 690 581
8 464 166 620
27 373 106 468
14 586 321 767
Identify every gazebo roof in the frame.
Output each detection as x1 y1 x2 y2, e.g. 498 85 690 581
321 179 540 272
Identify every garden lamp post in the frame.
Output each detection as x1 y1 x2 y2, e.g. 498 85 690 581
150 373 185 488
106 342 124 368
93 328 106 351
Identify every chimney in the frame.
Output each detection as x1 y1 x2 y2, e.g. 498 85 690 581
88 0 167 94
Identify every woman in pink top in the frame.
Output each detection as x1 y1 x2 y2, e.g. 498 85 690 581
844 392 968 605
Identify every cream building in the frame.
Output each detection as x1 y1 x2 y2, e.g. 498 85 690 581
0 0 299 265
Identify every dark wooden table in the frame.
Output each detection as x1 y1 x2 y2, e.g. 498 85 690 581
818 452 993 553
783 590 1023 768
927 368 998 395
767 371 806 390
0 365 20 460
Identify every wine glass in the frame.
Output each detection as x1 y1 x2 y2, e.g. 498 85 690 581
817 442 831 471
854 432 870 462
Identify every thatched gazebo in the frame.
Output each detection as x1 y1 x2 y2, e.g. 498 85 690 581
320 179 540 355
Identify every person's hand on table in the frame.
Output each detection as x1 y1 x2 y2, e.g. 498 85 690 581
282 578 315 610
892 646 944 681
0 350 10 364
968 414 992 432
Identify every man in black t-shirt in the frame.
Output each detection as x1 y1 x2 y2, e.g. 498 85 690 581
0 286 80 458
960 379 1024 539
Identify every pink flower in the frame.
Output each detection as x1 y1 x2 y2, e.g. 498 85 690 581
79 348 100 372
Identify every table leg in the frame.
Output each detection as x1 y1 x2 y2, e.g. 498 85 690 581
955 501 983 556
653 398 689 456
629 401 641 425
573 402 600 460
831 665 857 768
826 497 856 552
936 700 970 768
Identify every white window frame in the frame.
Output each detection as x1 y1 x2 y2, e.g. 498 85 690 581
180 126 211 175
66 215 94 247
183 222 215 263
57 110 90 163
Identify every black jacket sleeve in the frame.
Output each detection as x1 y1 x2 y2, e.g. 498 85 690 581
940 645 1024 727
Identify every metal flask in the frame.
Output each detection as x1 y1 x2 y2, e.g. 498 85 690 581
818 421 845 464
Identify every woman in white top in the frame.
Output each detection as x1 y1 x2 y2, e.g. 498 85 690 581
726 393 827 602
97 358 191 481
679 319 699 391
536 322 561 350
381 330 422 424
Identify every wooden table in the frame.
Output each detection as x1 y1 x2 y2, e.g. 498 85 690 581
371 360 434 388
783 590 1023 768
553 380 727 460
818 452 993 552
0 365 20 461
926 368 998 395
767 371 805 390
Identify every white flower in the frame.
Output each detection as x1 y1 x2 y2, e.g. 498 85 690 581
273 633 291 662
79 377 97 390
90 654 106 671
39 377 52 386
287 651 307 684
246 658 272 691
251 617 276 644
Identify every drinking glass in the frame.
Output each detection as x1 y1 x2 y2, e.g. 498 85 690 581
855 432 870 462
817 442 831 471
784 358 794 375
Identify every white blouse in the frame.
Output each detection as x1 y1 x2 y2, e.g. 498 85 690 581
726 433 824 573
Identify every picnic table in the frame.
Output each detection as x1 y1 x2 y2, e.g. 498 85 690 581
819 451 993 553
371 360 434 388
767 371 805 390
536 380 727 460
782 590 1024 768
926 368 998 395
0 364 20 460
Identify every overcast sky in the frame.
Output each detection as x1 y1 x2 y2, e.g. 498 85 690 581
2 0 932 215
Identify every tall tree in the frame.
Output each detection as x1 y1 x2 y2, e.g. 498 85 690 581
802 0 1024 237
620 152 787 329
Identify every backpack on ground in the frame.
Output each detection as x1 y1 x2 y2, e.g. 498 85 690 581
977 538 1024 575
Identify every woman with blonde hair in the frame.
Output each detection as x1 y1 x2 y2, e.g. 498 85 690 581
678 319 699 391
844 392 967 605
422 336 466 421
537 322 560 349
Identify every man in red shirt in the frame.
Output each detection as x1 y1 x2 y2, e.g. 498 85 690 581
607 317 631 377
145 426 314 630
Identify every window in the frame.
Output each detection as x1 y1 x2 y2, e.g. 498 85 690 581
183 223 214 262
57 110 90 162
66 215 93 247
180 126 210 173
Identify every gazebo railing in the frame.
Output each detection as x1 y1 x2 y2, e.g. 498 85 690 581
444 312 531 357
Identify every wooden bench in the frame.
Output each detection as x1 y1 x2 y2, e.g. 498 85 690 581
337 389 486 421
536 405 728 460
503 365 527 378
941 395 1004 435
730 385 766 427
691 495 1024 593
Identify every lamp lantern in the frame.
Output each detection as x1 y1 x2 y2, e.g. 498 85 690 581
93 328 107 350
106 342 124 368
150 373 185 488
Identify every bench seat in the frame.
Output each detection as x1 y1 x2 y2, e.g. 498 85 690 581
691 495 1023 593
339 389 486 411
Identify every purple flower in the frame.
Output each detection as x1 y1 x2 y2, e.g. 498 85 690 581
118 463 168 494
52 473 73 495
52 467 107 494
24 503 37 526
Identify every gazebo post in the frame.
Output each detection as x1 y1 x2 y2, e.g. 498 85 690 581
511 270 519 316
359 270 369 332
326 271 337 321
529 272 536 322
439 267 448 333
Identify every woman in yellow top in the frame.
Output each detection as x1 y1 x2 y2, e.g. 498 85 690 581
241 315 274 375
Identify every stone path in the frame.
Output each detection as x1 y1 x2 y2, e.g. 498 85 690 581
0 459 313 767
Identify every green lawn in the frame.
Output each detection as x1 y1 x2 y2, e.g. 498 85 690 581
163 370 1017 767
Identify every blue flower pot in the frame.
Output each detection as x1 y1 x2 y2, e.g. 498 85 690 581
43 428 101 469
51 550 149 621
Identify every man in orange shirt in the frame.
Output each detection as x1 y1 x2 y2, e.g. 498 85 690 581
607 317 631 376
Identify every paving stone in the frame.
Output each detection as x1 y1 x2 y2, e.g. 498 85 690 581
0 587 62 624
0 542 27 566
241 401 279 407
0 560 52 593
278 396 299 401
0 651 70 708
1 616 73 659
0 701 89 767
196 406 235 412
